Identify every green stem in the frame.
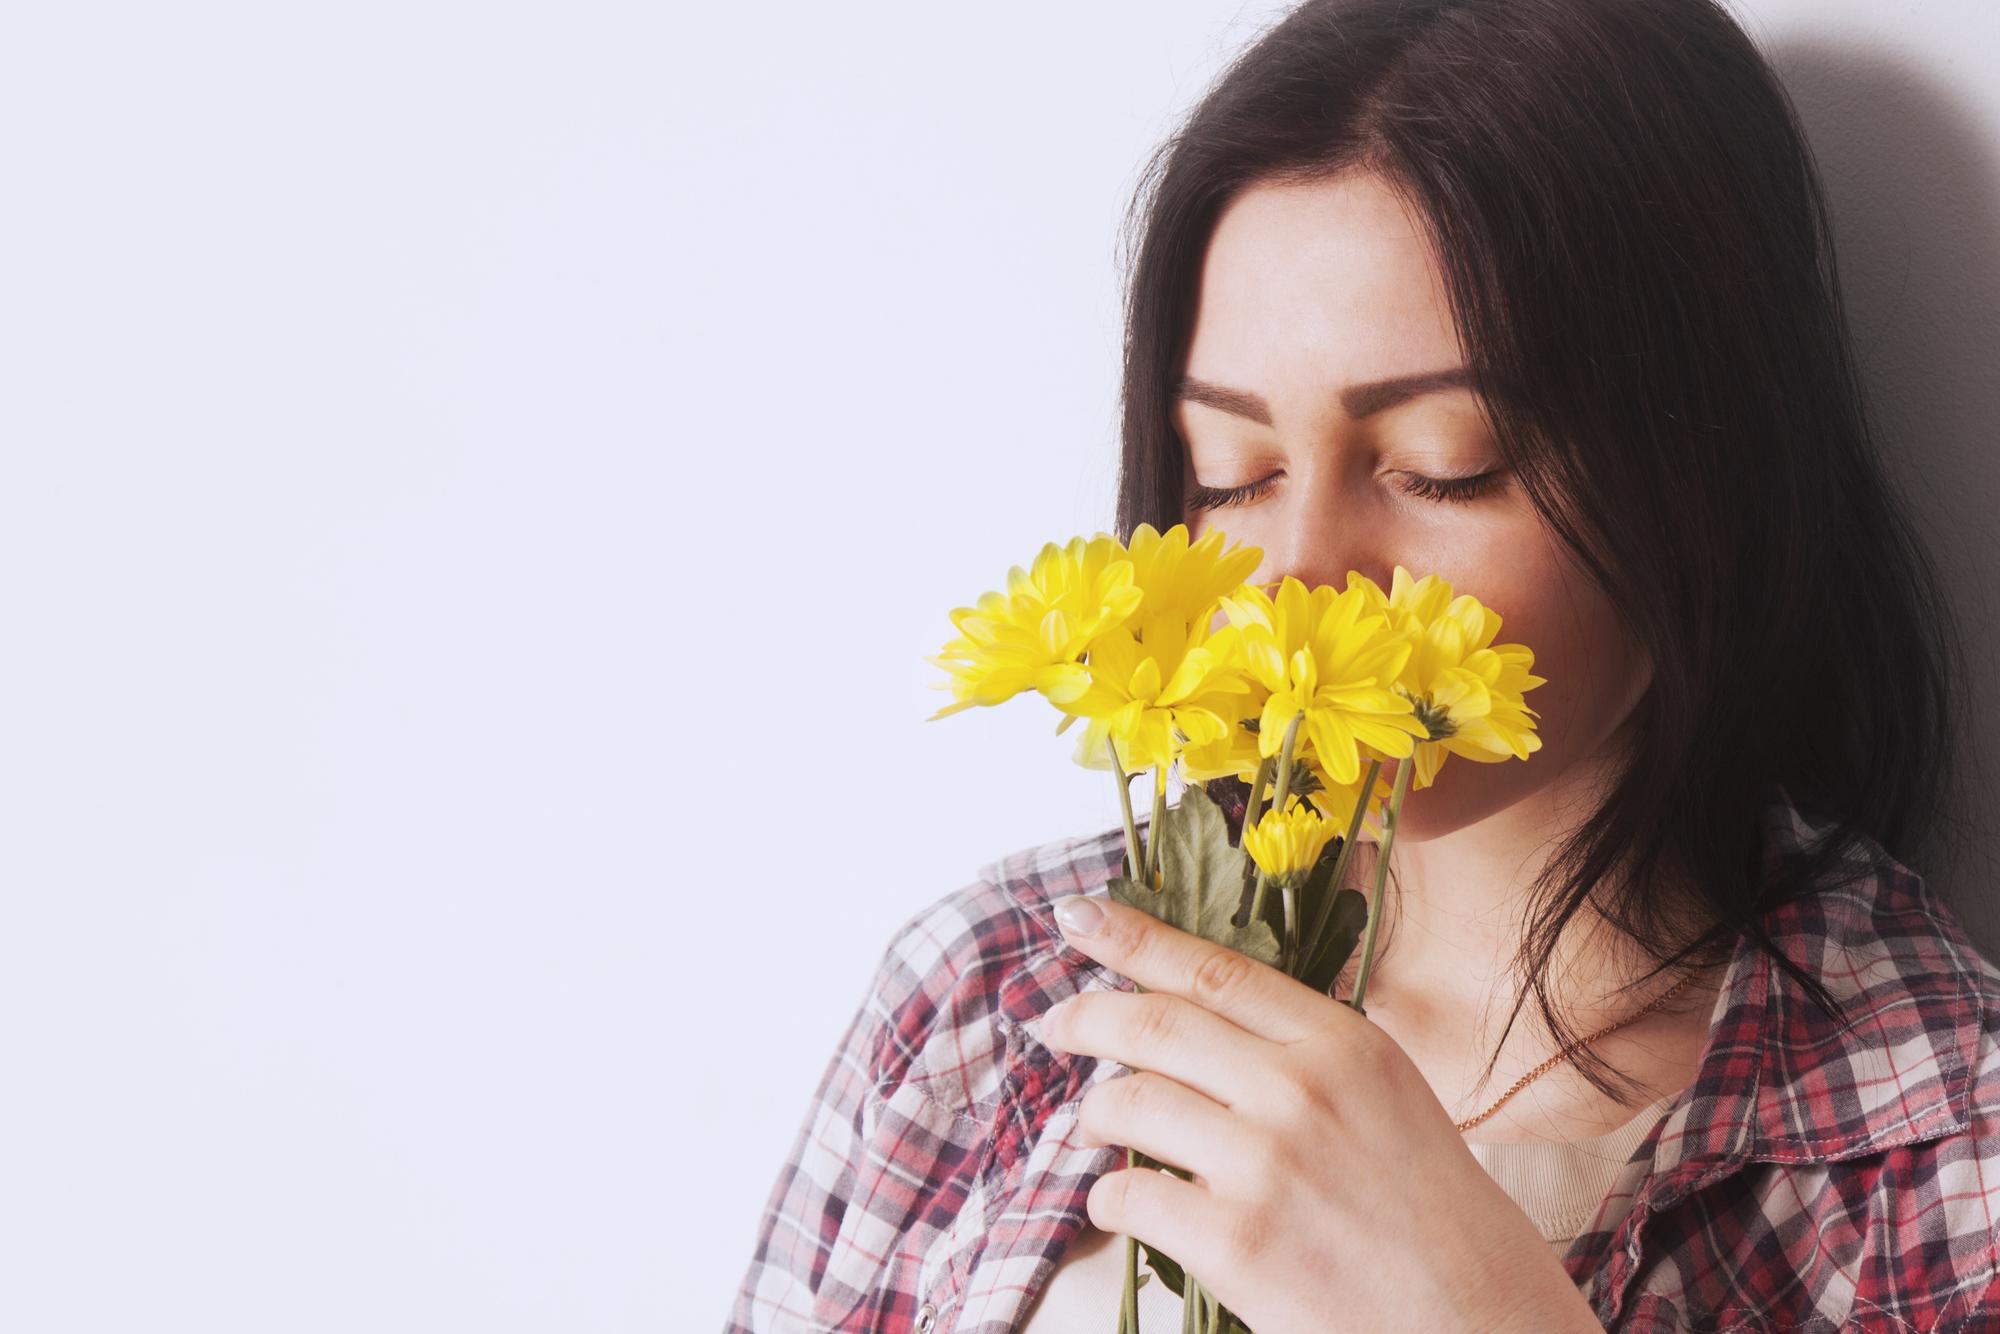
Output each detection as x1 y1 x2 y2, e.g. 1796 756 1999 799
1108 736 1145 883
1348 753 1413 1016
1281 879 1299 975
1119 987 1154 1332
1297 757 1382 981
1146 761 1167 888
1122 1175 1139 1334
1246 712 1305 933
1242 755 1275 843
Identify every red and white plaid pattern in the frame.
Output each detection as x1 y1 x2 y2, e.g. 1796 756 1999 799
726 789 2000 1332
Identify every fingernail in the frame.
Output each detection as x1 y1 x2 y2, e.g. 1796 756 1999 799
1054 894 1103 936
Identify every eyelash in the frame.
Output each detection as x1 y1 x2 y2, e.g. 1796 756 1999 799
1184 469 1504 512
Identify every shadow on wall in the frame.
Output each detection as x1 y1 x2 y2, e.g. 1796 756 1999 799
1766 36 2000 954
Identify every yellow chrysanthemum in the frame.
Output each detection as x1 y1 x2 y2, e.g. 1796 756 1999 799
1241 798 1339 886
1175 682 1264 785
1169 527 1276 785
1123 521 1265 627
1215 576 1429 786
925 534 1142 721
1054 614 1253 774
1345 566 1546 790
1302 754 1397 842
1041 523 1263 775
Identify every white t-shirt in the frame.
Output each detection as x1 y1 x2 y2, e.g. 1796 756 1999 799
1463 1090 1678 1255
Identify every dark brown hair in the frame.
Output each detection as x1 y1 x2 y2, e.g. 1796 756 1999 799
1115 0 1971 1105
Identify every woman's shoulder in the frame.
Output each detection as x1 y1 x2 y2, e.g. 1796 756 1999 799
726 821 1139 1334
1643 975 2000 1332
1609 797 2000 1331
861 817 1138 1112
1758 794 2000 1187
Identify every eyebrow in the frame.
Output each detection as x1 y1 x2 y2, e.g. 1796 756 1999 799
1174 366 1482 426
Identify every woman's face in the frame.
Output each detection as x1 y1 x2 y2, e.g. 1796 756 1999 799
1177 171 1650 842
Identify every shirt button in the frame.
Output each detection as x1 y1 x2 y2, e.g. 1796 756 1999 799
915 1302 938 1332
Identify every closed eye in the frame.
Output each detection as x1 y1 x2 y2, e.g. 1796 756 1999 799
1398 468 1507 505
1185 474 1282 512
1185 468 1506 511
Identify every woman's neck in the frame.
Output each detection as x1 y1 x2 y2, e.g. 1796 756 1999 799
1355 942 1724 1145
1332 782 1728 1144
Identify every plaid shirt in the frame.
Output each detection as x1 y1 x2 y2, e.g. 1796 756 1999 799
726 789 2000 1332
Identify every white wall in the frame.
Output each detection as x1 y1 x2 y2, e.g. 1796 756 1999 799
0 2 1992 1330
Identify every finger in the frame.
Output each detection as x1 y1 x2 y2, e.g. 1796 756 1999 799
1051 892 1353 1044
1042 989 1276 1107
1074 1069 1247 1187
1084 1163 1228 1283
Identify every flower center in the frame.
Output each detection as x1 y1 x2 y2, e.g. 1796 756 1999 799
1408 695 1458 742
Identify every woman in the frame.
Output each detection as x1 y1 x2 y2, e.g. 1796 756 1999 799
728 0 2000 1329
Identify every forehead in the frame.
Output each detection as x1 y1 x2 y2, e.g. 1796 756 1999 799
1186 172 1465 400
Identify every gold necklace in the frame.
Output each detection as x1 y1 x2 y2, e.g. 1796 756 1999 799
1452 969 1702 1134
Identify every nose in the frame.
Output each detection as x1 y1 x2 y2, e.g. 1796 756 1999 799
1251 515 1396 600
1199 521 1394 638
1248 450 1397 598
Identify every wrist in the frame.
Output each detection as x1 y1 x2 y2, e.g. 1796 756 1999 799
1487 1274 1602 1334
1472 1243 1603 1334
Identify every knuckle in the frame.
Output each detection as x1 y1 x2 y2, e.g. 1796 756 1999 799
1232 1130 1288 1199
1190 947 1258 1008
1264 1069 1322 1124
1219 1204 1273 1266
1131 997 1180 1051
1119 1068 1166 1120
1341 1028 1400 1083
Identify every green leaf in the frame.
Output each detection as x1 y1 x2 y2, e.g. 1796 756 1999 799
1230 818 1264 932
1107 785 1280 968
1297 886 1369 996
1291 829 1370 994
1136 1238 1185 1298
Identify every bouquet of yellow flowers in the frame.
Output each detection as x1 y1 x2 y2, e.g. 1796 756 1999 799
925 522 1546 1334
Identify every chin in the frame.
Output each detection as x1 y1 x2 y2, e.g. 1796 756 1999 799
1387 755 1539 843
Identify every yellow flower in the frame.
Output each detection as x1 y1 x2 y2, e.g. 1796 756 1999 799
1346 566 1546 790
1123 521 1265 627
1303 756 1397 842
1166 525 1275 786
1054 614 1252 774
1241 798 1339 886
925 534 1142 721
1044 523 1263 775
1216 576 1428 786
1175 685 1265 786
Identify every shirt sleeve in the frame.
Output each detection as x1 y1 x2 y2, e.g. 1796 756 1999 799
720 907 933 1333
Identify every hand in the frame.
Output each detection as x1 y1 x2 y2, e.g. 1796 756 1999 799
1036 891 1604 1334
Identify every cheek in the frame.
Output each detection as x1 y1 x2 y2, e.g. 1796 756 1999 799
1394 541 1647 834
1444 510 1634 721
1497 557 1646 751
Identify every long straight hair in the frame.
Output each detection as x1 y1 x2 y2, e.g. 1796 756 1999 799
1115 0 1971 1105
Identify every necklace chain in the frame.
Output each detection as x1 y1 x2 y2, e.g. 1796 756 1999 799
1452 968 1703 1134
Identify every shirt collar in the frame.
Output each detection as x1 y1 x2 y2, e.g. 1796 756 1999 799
1639 784 1983 1203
